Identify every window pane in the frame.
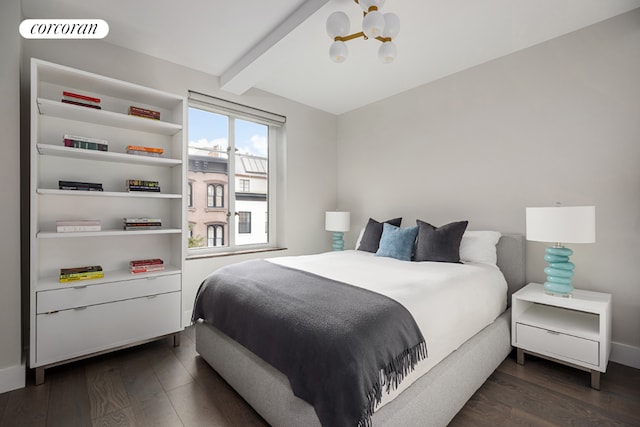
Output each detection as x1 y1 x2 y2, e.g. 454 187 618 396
235 119 268 246
188 108 229 248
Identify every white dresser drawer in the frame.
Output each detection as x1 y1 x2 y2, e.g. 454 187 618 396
36 291 181 366
516 323 599 366
37 273 181 313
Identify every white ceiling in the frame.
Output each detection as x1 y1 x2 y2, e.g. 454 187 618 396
21 0 640 115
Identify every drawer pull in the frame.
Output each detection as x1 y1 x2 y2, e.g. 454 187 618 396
74 285 88 289
74 306 88 311
146 295 158 299
546 330 560 335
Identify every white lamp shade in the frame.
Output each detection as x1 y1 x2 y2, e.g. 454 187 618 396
378 41 397 63
326 11 350 39
382 12 400 38
325 211 351 232
370 0 386 8
362 10 385 38
526 206 596 244
329 41 348 63
359 0 373 11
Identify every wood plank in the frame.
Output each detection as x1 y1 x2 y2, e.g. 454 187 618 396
85 359 131 420
46 363 92 427
166 381 230 427
91 406 136 427
0 380 50 426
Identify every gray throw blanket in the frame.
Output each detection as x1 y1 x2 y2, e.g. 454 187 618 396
192 259 427 427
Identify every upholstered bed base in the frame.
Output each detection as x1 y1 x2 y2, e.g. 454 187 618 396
196 308 511 426
194 234 524 426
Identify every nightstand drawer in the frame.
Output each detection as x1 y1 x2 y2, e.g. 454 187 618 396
516 323 599 366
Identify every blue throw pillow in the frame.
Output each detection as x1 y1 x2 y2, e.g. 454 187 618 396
375 223 419 261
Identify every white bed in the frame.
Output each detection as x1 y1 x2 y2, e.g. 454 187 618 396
194 233 525 426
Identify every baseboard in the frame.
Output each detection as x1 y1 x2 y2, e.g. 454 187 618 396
0 361 25 393
183 308 193 329
610 341 640 369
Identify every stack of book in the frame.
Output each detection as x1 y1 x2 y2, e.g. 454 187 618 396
130 258 164 275
126 145 164 157
59 180 103 191
63 134 108 152
61 91 101 110
123 217 162 231
126 179 160 192
128 106 160 120
59 265 104 283
56 219 101 233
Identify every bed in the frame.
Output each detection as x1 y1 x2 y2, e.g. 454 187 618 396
193 230 525 427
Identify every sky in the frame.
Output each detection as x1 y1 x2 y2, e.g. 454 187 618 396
188 107 268 158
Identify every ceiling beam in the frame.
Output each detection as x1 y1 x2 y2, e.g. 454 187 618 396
220 0 329 95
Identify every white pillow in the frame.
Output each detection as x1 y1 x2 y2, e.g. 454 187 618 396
459 230 501 266
354 227 365 250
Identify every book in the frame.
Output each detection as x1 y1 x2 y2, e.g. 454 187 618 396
62 91 101 104
129 258 163 267
127 186 161 192
60 265 103 275
123 217 162 223
56 219 102 233
126 145 164 154
64 139 108 151
59 180 103 191
128 106 160 120
131 265 165 274
126 150 164 158
63 134 108 145
124 225 162 231
59 265 104 282
59 271 104 282
61 99 102 110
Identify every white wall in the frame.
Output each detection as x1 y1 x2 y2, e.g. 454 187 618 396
337 10 640 367
0 0 26 393
21 38 338 343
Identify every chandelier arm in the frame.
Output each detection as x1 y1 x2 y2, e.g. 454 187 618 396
375 36 392 43
334 32 365 42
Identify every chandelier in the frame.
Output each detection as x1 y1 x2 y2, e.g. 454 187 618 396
326 0 400 64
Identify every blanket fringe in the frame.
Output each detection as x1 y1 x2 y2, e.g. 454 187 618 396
357 341 428 427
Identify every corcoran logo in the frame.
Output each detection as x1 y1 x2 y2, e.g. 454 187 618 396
19 19 109 39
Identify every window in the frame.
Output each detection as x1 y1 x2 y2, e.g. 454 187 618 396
207 183 224 208
187 91 285 253
207 224 224 247
238 212 251 234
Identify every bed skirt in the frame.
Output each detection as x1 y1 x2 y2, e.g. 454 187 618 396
195 308 512 427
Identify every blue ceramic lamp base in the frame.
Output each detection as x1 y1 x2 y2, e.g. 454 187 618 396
332 232 344 251
543 246 575 297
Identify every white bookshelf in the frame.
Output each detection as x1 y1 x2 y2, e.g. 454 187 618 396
29 58 187 384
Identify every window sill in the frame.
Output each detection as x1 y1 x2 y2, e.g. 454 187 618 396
186 246 287 260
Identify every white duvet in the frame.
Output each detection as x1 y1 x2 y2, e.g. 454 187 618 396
268 250 508 409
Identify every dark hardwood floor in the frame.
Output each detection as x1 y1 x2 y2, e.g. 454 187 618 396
1 327 638 426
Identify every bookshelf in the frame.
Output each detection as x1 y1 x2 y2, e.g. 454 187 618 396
29 58 187 384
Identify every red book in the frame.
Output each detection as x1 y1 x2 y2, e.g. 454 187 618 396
129 258 164 267
61 99 102 109
63 91 101 104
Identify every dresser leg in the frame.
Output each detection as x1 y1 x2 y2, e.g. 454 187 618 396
173 332 181 347
516 348 525 365
35 367 45 385
590 370 601 390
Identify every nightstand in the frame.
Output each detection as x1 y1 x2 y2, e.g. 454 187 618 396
511 283 612 389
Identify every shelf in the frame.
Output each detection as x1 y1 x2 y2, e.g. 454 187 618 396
37 144 182 166
37 228 182 239
36 266 182 292
518 303 599 340
37 98 182 136
37 189 182 199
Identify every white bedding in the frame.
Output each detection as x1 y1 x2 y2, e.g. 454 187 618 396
268 250 508 409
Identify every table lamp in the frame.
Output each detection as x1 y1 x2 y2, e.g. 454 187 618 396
325 211 350 251
526 206 596 296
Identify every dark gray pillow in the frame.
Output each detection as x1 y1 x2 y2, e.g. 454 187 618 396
358 217 402 253
414 220 468 263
